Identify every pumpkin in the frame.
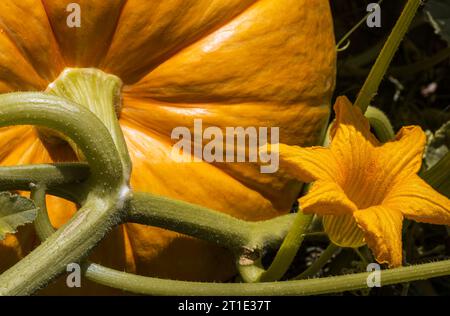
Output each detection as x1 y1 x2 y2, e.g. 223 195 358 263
0 0 336 294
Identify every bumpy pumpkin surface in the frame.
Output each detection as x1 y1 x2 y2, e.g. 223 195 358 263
0 0 336 294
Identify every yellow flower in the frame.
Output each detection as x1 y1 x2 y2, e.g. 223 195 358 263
278 96 450 267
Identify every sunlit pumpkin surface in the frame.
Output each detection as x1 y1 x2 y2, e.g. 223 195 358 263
0 0 336 294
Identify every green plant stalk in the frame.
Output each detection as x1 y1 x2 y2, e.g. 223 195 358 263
340 45 450 79
1 151 447 295
0 196 121 295
32 189 450 296
0 165 295 256
0 163 89 203
354 0 422 112
128 192 294 253
26 171 296 290
128 192 252 250
31 184 55 242
83 258 450 296
238 262 266 283
31 188 293 293
294 243 340 280
0 93 123 190
0 92 127 295
259 212 312 282
46 68 131 179
0 163 89 189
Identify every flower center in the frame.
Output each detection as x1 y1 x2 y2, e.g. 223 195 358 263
341 159 391 210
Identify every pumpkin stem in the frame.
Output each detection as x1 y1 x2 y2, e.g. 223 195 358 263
44 68 131 179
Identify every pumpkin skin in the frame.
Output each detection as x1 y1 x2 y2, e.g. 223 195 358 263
0 0 336 293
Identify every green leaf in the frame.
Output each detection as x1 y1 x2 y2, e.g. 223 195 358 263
0 192 38 240
426 0 450 44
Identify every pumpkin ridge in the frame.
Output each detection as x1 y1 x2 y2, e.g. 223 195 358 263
0 25 46 87
119 114 171 143
123 91 332 107
0 28 47 90
39 0 65 69
97 0 128 70
129 0 261 84
0 2 54 85
101 0 260 84
119 112 297 216
42 0 127 67
127 0 336 105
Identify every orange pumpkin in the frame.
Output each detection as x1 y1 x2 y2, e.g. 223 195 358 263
0 0 336 294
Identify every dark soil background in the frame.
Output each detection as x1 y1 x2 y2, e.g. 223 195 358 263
332 0 450 131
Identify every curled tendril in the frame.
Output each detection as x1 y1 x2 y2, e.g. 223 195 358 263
336 0 384 53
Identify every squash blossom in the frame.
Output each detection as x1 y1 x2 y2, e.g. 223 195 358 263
0 0 336 292
278 96 450 267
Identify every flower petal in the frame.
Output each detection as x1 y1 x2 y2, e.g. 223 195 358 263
278 144 338 182
337 127 426 210
323 214 365 248
354 206 403 267
331 96 379 146
328 97 381 207
385 175 450 226
377 126 426 180
299 180 357 216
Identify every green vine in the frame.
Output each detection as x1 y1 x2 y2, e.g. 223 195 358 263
0 93 128 295
27 172 450 296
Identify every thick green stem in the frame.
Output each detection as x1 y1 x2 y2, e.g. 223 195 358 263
31 189 450 296
0 92 127 295
259 212 312 282
354 0 422 112
32 190 295 294
31 184 54 242
0 163 88 189
1 168 295 256
46 68 131 179
128 192 294 253
0 196 120 295
0 163 89 203
0 93 123 191
83 258 450 296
